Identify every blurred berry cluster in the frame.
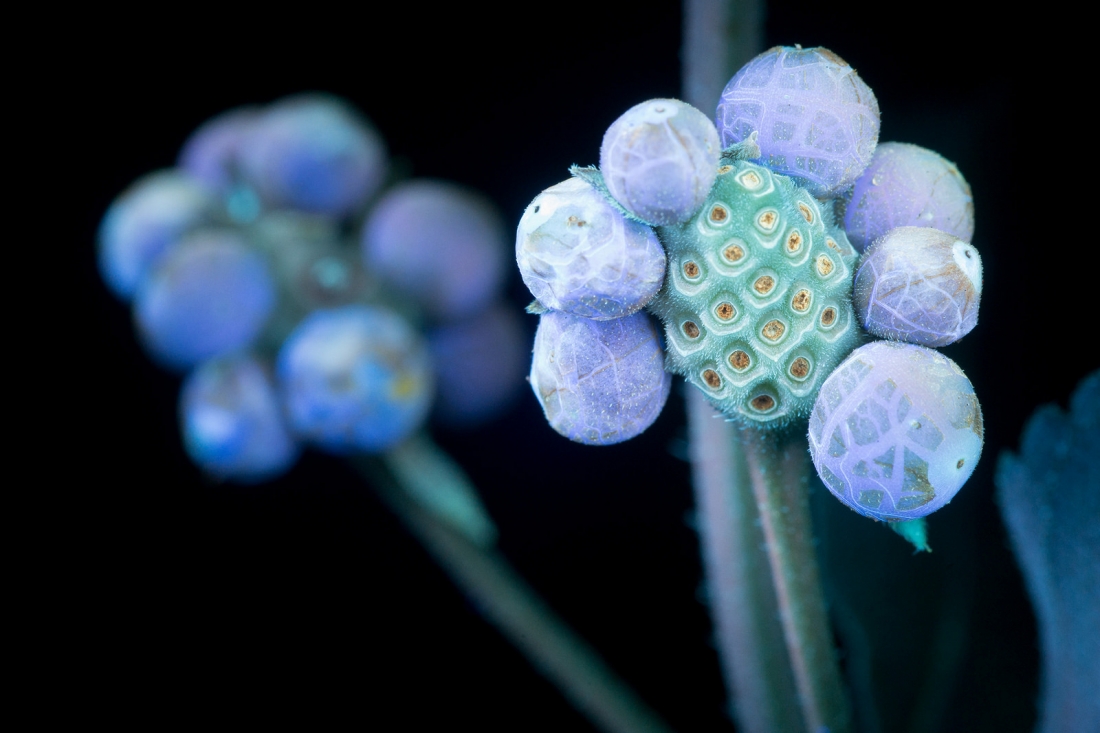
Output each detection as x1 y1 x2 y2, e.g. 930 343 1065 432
517 46 985 523
99 93 526 483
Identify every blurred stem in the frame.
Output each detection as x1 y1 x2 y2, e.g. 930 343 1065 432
354 455 675 733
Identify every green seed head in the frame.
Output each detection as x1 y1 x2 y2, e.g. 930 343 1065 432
648 160 862 427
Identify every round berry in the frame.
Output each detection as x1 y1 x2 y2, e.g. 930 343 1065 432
808 341 983 521
133 230 276 371
179 355 300 482
277 305 433 453
843 142 974 252
853 226 982 347
717 46 880 197
362 180 507 322
429 302 528 427
517 178 666 320
529 310 671 445
178 106 259 193
600 98 721 225
97 171 216 300
238 94 387 216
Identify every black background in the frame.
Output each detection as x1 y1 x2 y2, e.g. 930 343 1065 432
57 2 1091 730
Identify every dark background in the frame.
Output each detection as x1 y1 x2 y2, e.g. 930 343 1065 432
58 2 1090 730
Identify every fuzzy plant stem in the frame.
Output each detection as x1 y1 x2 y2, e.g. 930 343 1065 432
742 427 850 733
687 390 804 732
355 453 675 733
683 2 851 731
687 394 851 733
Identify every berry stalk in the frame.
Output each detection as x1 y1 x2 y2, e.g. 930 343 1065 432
355 452 675 733
742 427 849 733
686 390 803 732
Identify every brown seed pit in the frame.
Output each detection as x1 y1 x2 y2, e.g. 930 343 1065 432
826 237 840 252
786 231 803 253
816 255 835 277
798 202 814 224
757 210 778 231
709 205 729 223
703 369 722 388
791 289 811 312
762 320 785 341
723 244 745 263
566 215 587 227
753 275 775 295
820 307 837 327
790 357 810 379
682 321 700 338
751 394 776 411
683 261 700 279
715 302 735 320
718 164 733 175
729 350 751 370
957 458 965 469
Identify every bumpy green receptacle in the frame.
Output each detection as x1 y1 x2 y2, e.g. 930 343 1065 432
648 160 862 427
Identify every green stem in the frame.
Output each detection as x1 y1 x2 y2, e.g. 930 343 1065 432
742 428 850 733
687 393 851 733
687 391 803 732
355 454 675 733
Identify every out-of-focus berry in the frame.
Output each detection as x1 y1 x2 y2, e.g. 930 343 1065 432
133 230 276 371
649 160 860 427
529 310 671 445
517 178 666 320
179 355 300 482
599 98 720 225
178 106 259 193
843 142 974 252
808 341 983 520
277 305 433 453
853 226 982 347
97 171 216 300
716 46 880 198
429 303 528 427
238 94 387 217
363 180 507 322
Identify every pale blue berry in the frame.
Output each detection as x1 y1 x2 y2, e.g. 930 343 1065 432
529 310 671 445
362 180 507 322
717 46 880 198
179 355 300 482
599 98 720 225
853 226 982 347
97 171 216 300
808 341 983 521
134 230 276 371
843 142 974 252
238 94 387 216
277 305 433 454
517 178 666 320
178 106 259 193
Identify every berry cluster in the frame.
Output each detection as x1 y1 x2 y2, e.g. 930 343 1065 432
517 46 986 521
100 94 525 482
